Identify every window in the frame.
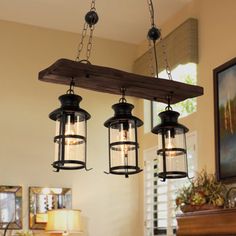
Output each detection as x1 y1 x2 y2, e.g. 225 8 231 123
144 132 197 236
152 62 197 128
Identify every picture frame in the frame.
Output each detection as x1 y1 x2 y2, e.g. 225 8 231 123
0 186 22 229
214 57 236 182
29 187 72 230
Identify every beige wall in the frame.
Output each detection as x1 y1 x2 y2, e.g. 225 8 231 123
0 20 143 236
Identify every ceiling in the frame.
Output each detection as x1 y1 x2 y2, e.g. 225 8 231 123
0 0 192 44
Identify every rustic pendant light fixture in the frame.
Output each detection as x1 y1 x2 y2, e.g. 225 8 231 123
146 0 189 181
38 0 204 175
104 89 143 178
152 96 189 181
49 79 91 172
47 0 98 172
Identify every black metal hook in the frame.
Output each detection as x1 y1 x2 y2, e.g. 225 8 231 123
165 94 173 111
66 78 75 94
85 167 93 171
119 87 127 103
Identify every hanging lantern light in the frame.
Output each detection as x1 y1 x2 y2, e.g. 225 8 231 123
49 79 91 172
104 88 143 178
151 97 189 181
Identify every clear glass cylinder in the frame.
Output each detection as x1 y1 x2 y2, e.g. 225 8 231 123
109 120 137 173
54 112 86 169
157 128 188 179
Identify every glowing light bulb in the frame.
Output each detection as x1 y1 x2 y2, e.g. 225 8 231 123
166 130 177 157
65 116 77 145
119 126 129 165
120 129 128 141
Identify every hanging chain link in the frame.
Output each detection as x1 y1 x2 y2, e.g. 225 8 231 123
75 0 98 62
147 0 155 27
160 35 173 80
147 0 159 77
86 25 95 61
146 0 173 81
148 39 155 77
90 0 96 10
76 22 88 61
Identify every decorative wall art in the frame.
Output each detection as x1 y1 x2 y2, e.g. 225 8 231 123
29 187 72 229
0 186 22 229
214 57 236 182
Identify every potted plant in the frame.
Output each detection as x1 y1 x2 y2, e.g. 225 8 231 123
175 170 226 213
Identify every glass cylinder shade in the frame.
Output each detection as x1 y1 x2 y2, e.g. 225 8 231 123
152 110 188 181
49 94 90 171
104 102 143 178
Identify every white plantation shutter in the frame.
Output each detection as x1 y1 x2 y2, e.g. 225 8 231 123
144 153 158 236
157 180 177 235
144 132 197 236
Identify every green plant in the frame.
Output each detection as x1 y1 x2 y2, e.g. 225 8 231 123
176 170 226 208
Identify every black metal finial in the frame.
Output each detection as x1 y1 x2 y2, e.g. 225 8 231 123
148 26 161 42
85 10 99 27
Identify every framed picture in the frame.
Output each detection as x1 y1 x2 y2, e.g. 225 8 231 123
214 57 236 182
29 187 72 229
0 186 22 229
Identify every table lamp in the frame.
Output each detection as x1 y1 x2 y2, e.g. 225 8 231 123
46 209 82 235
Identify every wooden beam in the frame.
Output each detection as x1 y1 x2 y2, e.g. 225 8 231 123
38 58 203 104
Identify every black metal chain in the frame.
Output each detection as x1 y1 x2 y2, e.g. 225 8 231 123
148 39 155 77
147 0 155 27
86 24 95 61
147 0 173 81
76 0 98 62
160 35 173 81
90 0 96 10
147 0 160 77
76 22 89 61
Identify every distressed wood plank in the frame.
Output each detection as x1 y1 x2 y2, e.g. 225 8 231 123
38 58 203 104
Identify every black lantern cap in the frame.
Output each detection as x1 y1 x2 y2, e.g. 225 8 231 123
152 110 188 134
49 93 91 121
104 102 143 128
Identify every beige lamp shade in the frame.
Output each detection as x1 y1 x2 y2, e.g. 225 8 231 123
46 209 82 235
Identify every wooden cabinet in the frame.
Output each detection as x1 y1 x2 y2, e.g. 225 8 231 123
176 208 236 235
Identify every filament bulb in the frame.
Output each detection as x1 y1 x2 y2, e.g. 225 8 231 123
65 116 78 145
166 130 176 157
